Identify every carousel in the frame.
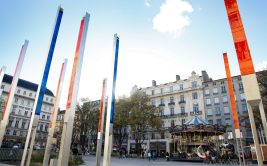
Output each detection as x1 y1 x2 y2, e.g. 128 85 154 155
169 116 228 161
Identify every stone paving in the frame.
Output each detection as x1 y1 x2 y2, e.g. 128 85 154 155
80 155 265 166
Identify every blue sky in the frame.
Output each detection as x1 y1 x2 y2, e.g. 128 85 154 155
0 0 266 109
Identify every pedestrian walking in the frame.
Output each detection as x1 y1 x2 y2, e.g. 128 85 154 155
148 151 151 162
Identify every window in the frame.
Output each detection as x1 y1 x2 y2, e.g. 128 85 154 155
27 101 30 106
46 97 49 101
222 96 228 103
180 95 185 101
225 118 231 125
160 109 164 116
170 108 174 115
206 98 211 105
6 129 10 135
221 86 227 93
180 84 183 90
213 82 216 86
12 107 16 114
151 133 155 139
21 121 26 129
204 89 210 95
17 89 21 94
221 81 225 84
160 98 164 104
1 85 4 89
214 97 220 104
171 120 175 127
242 104 248 112
151 100 155 106
192 92 198 99
47 115 50 120
20 99 24 105
213 87 218 94
224 106 230 114
43 105 47 110
193 104 199 113
160 88 163 94
29 92 32 97
23 91 26 95
208 120 213 125
240 93 246 100
15 120 20 128
239 82 243 90
15 98 18 103
170 96 174 103
170 86 173 92
182 119 186 124
216 119 222 125
13 130 17 136
161 133 165 139
45 125 48 132
42 114 45 119
25 111 28 116
18 109 22 115
207 108 212 116
40 124 43 131
192 81 197 88
50 98 53 102
180 106 185 113
215 107 221 115
151 90 154 95
8 120 13 127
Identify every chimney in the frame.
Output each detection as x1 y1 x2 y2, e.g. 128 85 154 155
176 75 180 81
201 70 210 82
152 80 156 86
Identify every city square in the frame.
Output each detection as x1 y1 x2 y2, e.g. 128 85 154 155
0 0 267 166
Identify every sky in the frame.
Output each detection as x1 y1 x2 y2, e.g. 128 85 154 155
0 0 267 109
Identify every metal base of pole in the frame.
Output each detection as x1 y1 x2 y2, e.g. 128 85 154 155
26 126 37 166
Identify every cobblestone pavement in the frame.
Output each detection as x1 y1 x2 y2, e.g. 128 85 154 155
80 155 265 166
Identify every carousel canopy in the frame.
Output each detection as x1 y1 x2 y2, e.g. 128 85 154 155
184 116 209 125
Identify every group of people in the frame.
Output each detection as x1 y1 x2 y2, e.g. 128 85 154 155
147 150 170 162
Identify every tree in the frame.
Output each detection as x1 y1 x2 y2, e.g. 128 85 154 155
123 91 162 156
72 100 100 152
113 97 131 150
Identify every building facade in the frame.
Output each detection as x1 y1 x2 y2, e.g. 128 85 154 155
203 70 267 146
128 71 208 154
0 74 55 147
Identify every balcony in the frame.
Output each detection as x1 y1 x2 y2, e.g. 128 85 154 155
159 103 165 107
168 102 175 106
178 113 188 117
190 111 202 116
178 100 186 104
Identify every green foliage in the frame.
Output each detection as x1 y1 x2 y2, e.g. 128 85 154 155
114 91 162 155
31 151 44 163
69 155 84 166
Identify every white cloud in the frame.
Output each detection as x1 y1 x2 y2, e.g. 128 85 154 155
152 0 193 35
256 61 267 71
145 0 151 7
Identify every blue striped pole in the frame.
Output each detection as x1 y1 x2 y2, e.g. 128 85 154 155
21 6 63 166
103 34 120 166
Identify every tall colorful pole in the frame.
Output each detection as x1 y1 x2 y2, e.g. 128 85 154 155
20 7 63 166
103 34 120 166
96 78 107 166
0 66 7 97
57 13 90 166
224 0 267 165
0 40 28 146
223 53 243 166
43 59 67 166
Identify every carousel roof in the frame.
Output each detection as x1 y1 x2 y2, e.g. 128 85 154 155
184 116 209 125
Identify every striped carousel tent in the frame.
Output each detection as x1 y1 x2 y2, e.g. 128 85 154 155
184 116 209 126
